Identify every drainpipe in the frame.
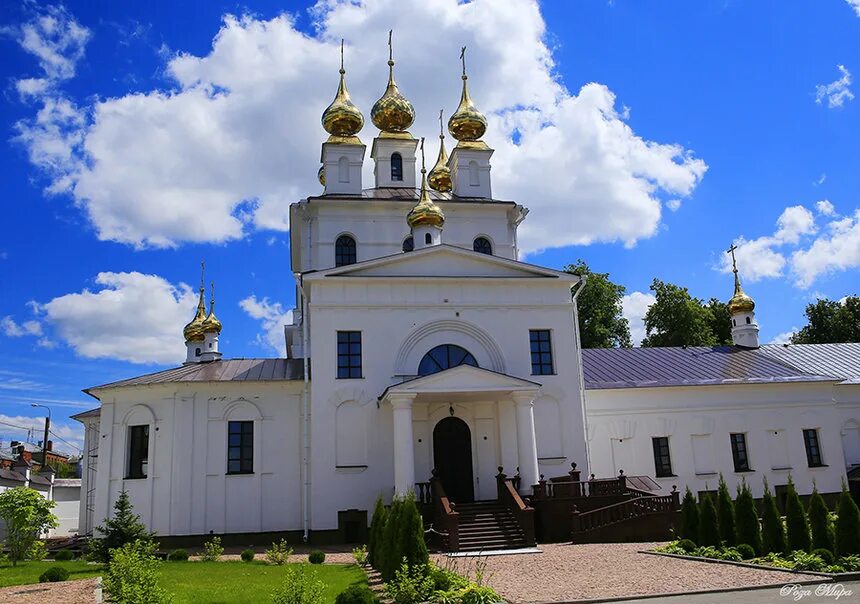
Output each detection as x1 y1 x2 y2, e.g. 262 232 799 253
295 272 312 542
570 276 591 475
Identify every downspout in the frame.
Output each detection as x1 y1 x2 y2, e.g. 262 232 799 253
570 276 591 475
295 272 311 542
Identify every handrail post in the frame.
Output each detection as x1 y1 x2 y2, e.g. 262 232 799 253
568 462 582 497
533 474 547 499
671 485 680 509
495 466 507 501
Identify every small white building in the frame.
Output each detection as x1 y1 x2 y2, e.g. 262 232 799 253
0 462 81 538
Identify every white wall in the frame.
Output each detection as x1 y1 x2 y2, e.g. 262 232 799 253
52 483 81 536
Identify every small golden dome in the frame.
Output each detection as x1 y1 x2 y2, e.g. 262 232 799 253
428 110 452 193
448 48 487 145
370 36 415 134
183 286 206 343
321 42 364 141
318 165 325 186
201 282 222 334
728 280 756 314
408 138 445 229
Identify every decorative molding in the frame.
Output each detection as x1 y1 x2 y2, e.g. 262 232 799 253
393 319 506 375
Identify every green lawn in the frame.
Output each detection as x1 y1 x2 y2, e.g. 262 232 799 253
0 560 104 587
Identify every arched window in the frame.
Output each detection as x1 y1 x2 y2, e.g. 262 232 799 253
337 156 349 183
391 153 403 181
418 344 478 376
473 237 492 255
402 236 414 252
335 234 357 267
425 233 432 245
746 317 751 324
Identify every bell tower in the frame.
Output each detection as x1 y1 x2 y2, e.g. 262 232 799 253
726 244 760 349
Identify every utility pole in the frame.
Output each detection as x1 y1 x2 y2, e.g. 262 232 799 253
31 404 51 469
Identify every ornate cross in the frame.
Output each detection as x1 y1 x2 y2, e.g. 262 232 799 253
460 46 467 76
419 136 425 171
340 39 344 71
726 243 738 273
388 30 393 62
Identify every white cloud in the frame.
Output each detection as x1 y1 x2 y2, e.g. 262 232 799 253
769 330 796 345
848 0 860 17
815 65 854 109
814 173 826 186
12 1 706 252
621 291 655 347
816 199 835 216
1 316 43 337
775 205 816 244
239 296 292 355
791 210 860 288
36 272 197 364
0 414 84 455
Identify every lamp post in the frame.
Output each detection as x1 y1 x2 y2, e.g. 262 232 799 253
31 404 51 468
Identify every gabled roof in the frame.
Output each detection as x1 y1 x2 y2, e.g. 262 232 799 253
85 358 304 398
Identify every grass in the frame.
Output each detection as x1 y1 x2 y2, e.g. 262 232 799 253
0 560 104 587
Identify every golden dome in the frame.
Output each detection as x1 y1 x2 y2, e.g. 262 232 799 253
408 138 445 230
370 34 415 134
318 165 325 186
728 273 755 314
428 110 452 193
448 48 487 146
321 42 364 142
201 282 222 334
183 285 206 343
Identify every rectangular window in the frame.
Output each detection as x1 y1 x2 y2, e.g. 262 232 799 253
337 331 362 379
529 329 554 375
227 421 254 474
652 437 673 477
730 433 751 472
803 429 824 467
127 425 149 479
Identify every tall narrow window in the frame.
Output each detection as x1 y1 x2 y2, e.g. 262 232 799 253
473 237 492 255
127 425 149 479
402 236 414 252
391 153 403 181
529 329 554 375
425 233 432 245
730 433 751 472
652 437 673 477
337 156 349 183
335 235 356 267
803 429 824 467
337 331 362 379
468 160 479 186
227 421 253 474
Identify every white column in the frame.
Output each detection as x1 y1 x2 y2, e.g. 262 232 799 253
390 394 417 497
513 392 539 495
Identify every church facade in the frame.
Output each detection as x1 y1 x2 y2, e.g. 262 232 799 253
74 45 860 544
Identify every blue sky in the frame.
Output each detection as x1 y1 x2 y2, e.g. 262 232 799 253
0 0 858 452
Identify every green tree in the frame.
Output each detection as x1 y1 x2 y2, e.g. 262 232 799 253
90 490 155 563
784 477 811 552
835 481 860 557
761 478 786 554
698 493 720 547
716 474 736 546
380 496 404 581
565 261 632 348
368 496 388 570
679 487 699 543
705 298 733 345
102 540 173 604
791 296 860 344
0 486 57 565
395 492 429 571
807 486 833 553
641 279 719 347
734 481 762 554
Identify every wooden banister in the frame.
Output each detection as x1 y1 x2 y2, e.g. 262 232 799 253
430 471 459 551
496 467 536 547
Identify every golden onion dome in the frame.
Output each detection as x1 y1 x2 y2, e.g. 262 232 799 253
183 285 207 343
408 138 445 230
370 36 415 134
428 110 452 193
448 48 487 146
321 42 364 143
201 282 222 334
728 274 756 314
318 165 326 186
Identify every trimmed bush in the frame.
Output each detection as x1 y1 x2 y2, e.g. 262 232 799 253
335 584 378 604
761 478 786 554
734 481 762 554
736 543 756 560
167 549 189 562
698 493 720 547
241 548 255 562
368 496 388 570
677 538 697 553
808 487 833 553
716 474 735 547
39 566 70 583
309 550 326 564
201 536 223 562
836 482 860 556
811 547 834 565
679 488 699 543
266 539 293 565
54 549 75 561
785 477 811 553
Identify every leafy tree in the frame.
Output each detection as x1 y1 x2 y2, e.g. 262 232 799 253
679 487 699 543
698 493 720 547
716 474 736 546
90 490 155 563
368 496 388 570
836 481 860 557
641 279 719 347
394 492 428 572
102 540 173 604
734 481 762 554
791 296 860 344
565 261 632 348
0 486 57 565
705 298 733 345
785 477 811 552
761 478 786 554
807 486 833 553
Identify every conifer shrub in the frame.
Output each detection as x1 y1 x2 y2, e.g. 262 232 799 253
680 487 699 543
677 538 697 553
716 474 735 546
368 496 388 570
808 486 833 553
54 549 75 561
395 492 429 572
734 481 762 554
736 543 756 560
241 549 255 562
335 584 378 604
761 478 786 554
167 549 189 562
698 494 720 547
836 481 860 557
39 566 70 582
381 497 404 581
89 490 155 563
811 547 834 565
309 550 326 564
785 477 811 553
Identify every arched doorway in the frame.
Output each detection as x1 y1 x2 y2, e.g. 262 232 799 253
433 417 474 503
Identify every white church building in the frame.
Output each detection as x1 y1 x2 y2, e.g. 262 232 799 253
74 45 860 549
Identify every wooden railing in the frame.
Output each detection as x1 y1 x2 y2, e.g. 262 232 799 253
571 491 679 534
430 472 459 551
495 467 536 547
415 481 432 506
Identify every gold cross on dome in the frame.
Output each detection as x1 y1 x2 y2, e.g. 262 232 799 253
460 46 467 76
726 243 739 273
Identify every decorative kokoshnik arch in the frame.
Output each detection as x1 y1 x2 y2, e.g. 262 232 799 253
393 319 506 376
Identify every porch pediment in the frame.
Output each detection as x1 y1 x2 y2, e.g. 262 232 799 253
379 365 541 404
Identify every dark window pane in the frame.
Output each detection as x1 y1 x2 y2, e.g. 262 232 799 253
402 236 414 252
335 235 357 267
127 424 149 479
391 153 403 181
473 237 492 255
418 344 479 376
529 330 554 375
227 421 253 473
336 331 362 379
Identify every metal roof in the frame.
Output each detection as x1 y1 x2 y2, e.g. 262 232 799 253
85 358 304 396
757 343 860 381
582 345 845 390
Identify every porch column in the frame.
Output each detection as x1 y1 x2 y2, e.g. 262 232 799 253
512 392 539 495
390 393 417 497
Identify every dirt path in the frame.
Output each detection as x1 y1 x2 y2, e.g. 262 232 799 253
0 577 99 604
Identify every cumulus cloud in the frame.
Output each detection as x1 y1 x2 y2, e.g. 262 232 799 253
816 199 835 216
239 296 292 355
769 330 796 345
0 414 84 455
12 0 706 252
791 210 860 288
1 316 43 337
815 65 854 109
621 291 655 347
848 0 860 17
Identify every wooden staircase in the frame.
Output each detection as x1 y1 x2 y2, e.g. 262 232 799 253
455 501 529 552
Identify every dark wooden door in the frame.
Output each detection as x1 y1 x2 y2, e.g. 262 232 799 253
433 417 474 503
